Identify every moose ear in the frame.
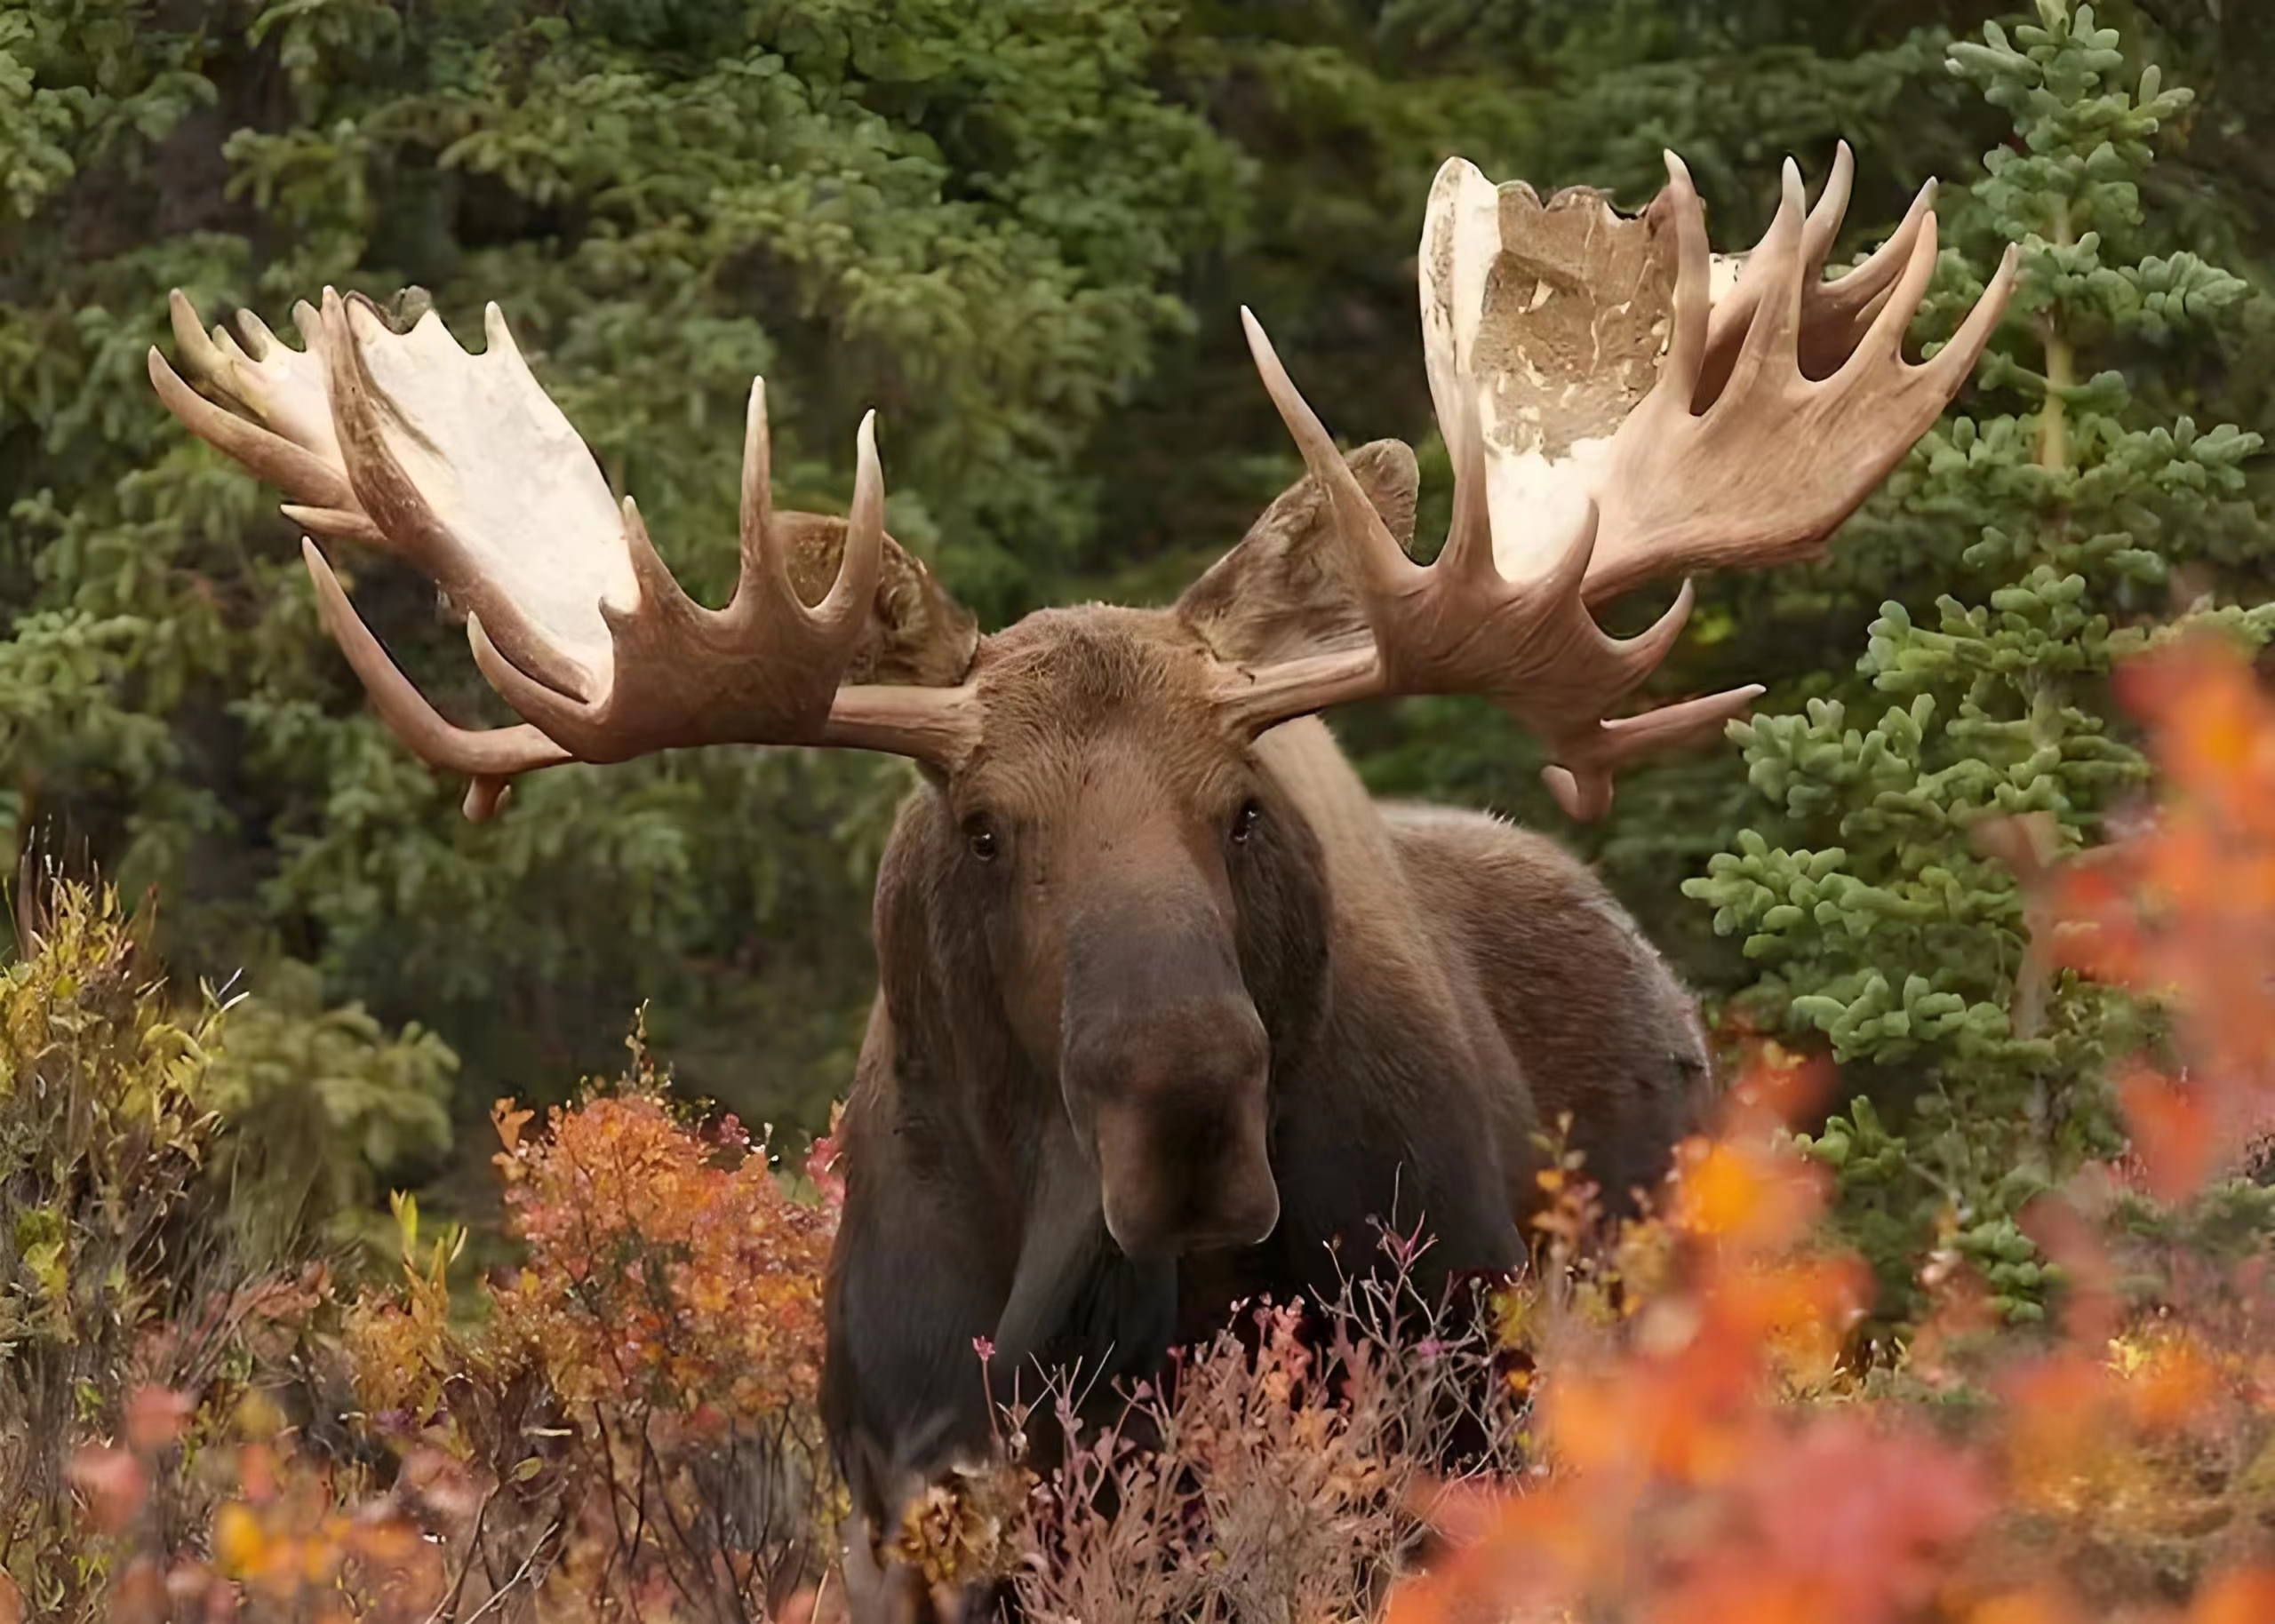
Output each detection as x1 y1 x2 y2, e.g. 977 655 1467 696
773 511 980 687
1174 438 1418 666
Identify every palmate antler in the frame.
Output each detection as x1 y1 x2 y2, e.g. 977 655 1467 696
151 142 2010 830
1222 147 2018 818
150 291 978 819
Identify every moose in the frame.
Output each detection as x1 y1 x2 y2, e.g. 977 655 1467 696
151 143 2012 1615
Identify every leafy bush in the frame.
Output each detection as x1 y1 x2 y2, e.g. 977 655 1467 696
0 891 836 1620
319 1046 843 1621
994 1249 1525 1623
0 884 217 1618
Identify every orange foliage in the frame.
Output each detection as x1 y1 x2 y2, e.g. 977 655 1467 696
66 1387 451 1624
489 1089 834 1418
1391 1049 1972 1624
2051 637 2275 1189
1387 636 2275 1624
68 1060 841 1622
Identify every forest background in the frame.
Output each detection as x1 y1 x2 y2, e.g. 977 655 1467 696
6 0 2273 1259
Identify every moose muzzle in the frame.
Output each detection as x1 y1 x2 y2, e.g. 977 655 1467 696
1069 990 1276 1259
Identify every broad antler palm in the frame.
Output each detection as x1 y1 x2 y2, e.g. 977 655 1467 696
1223 148 2016 817
150 290 977 819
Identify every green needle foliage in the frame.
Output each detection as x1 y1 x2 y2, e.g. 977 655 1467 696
1686 0 2273 1329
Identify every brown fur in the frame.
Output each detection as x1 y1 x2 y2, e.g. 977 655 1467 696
818 446 1711 1621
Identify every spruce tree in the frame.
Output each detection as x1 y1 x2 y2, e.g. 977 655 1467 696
1684 0 2271 1326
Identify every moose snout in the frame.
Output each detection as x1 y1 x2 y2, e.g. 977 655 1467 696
1066 995 1278 1260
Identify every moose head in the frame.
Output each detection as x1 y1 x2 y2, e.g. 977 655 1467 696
149 147 2012 1274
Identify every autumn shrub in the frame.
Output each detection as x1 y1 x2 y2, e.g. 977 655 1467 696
1387 635 2275 1624
276 1039 843 1622
0 878 459 1612
972 1234 1525 1624
0 882 277 1620
0 888 839 1623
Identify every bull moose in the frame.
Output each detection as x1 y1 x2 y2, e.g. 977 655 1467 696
151 142 2013 1615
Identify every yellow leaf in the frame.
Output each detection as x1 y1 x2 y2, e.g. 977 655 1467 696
213 1502 266 1577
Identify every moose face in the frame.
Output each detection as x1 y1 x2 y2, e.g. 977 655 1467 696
937 606 1330 1260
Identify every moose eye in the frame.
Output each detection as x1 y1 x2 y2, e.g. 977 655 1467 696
963 816 1000 863
1230 800 1263 846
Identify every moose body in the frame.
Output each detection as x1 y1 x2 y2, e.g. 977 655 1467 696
149 137 2015 1624
821 533 1716 1586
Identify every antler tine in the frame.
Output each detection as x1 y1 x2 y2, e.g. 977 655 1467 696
301 538 572 809
1807 139 1857 266
738 377 781 598
1813 179 1940 338
169 290 236 386
1921 240 2024 395
148 343 356 514
1433 398 1497 585
1662 151 1715 412
1543 682 1765 822
1240 306 1422 603
824 411 888 631
1698 147 1943 405
809 416 983 763
730 382 883 633
1714 163 1810 405
231 306 281 359
1703 146 1852 362
279 502 385 546
307 546 542 825
1848 203 1946 376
